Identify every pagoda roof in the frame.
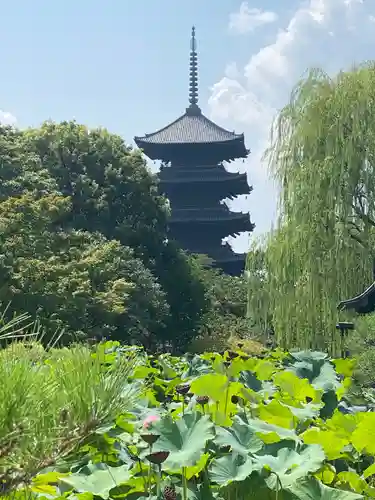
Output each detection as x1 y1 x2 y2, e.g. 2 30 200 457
135 107 245 147
338 282 375 314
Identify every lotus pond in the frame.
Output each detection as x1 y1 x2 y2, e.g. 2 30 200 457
8 342 375 500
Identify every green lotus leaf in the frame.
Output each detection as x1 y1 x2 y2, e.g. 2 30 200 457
258 400 296 429
333 358 356 378
273 371 319 403
283 401 321 421
253 360 276 380
208 381 244 426
313 463 336 485
286 351 341 395
245 416 300 443
227 357 248 377
208 453 254 486
165 453 210 480
190 373 228 402
174 482 216 500
70 493 94 500
110 477 147 498
158 357 178 379
326 411 357 437
319 390 339 419
336 472 367 494
289 351 329 363
215 414 263 456
182 355 211 379
60 465 131 499
301 427 349 460
363 463 375 479
239 371 262 392
151 411 215 470
310 362 341 392
351 412 375 455
132 365 158 379
287 477 364 500
254 444 325 490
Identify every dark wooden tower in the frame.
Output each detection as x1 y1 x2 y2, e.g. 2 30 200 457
134 27 254 275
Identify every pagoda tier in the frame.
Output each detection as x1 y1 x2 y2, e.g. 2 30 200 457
169 207 253 237
159 164 250 203
171 221 247 250
134 27 254 276
134 109 248 164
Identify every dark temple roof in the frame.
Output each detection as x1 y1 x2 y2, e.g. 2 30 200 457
338 282 375 314
134 107 245 146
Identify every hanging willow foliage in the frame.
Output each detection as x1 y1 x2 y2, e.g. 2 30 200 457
258 63 375 353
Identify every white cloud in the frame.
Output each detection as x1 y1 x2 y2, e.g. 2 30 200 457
209 0 375 251
229 3 278 34
0 110 17 126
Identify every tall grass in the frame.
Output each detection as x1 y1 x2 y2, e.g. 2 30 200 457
0 315 139 494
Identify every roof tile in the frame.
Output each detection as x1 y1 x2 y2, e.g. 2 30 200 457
135 108 243 145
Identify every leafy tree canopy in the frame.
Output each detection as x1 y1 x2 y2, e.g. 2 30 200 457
0 193 169 344
0 121 209 348
262 63 375 351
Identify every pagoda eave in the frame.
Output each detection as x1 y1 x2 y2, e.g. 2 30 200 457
213 255 246 276
168 213 252 225
159 173 248 184
159 179 250 198
135 138 249 162
216 260 246 276
189 250 246 276
338 282 375 314
169 220 254 240
215 254 246 264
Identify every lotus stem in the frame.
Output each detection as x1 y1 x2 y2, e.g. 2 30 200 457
148 444 152 493
224 385 229 416
156 464 162 498
138 459 147 491
182 466 188 500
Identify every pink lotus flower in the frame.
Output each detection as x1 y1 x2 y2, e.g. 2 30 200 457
143 415 159 429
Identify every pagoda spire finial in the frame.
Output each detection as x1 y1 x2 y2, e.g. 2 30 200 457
187 26 201 115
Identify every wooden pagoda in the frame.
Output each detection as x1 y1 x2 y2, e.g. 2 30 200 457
134 27 254 275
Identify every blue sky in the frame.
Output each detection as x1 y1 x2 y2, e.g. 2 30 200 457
1 0 375 252
0 0 273 136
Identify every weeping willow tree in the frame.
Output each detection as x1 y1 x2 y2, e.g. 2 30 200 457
246 240 272 339
260 63 375 353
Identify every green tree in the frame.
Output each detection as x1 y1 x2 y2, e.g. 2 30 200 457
0 126 58 200
0 193 169 345
246 243 272 339
0 122 208 349
188 256 252 351
263 63 375 351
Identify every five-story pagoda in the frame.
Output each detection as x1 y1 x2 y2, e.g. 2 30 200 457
135 27 254 275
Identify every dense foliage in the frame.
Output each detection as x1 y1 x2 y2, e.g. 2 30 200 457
0 122 230 349
4 339 375 500
0 194 169 344
346 312 375 388
188 258 253 352
254 63 375 351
